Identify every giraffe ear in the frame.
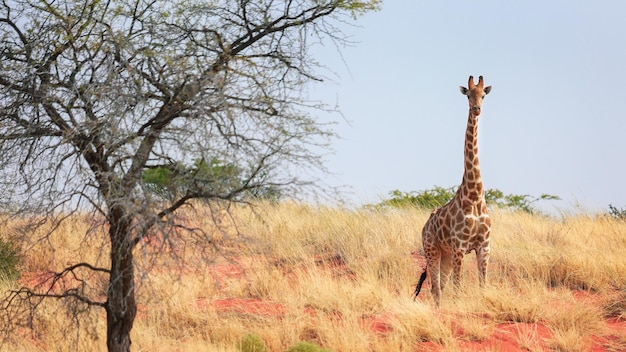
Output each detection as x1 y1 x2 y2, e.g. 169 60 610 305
459 86 469 95
484 86 492 95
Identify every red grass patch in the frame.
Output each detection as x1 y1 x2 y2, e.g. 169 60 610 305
591 317 626 352
210 298 286 317
361 313 395 334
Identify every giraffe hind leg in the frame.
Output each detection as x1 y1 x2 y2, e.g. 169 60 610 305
439 253 453 294
428 261 442 306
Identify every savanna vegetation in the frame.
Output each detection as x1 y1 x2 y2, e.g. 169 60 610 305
378 187 560 214
1 201 625 351
1 1 624 351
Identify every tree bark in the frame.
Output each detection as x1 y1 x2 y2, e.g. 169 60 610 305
105 206 137 352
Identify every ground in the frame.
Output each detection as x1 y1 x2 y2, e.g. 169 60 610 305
202 254 626 352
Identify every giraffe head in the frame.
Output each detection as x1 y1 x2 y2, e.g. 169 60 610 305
459 75 492 116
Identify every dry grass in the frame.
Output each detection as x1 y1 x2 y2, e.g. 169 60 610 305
1 203 626 351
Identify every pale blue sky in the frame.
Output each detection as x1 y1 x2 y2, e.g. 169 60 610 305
309 1 626 212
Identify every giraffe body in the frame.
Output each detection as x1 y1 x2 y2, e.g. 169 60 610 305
415 76 492 306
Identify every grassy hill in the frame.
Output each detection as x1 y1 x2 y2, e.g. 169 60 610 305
1 203 626 351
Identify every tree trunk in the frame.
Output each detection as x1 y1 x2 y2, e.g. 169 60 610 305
106 209 137 352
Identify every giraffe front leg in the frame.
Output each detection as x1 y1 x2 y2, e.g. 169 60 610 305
477 244 490 288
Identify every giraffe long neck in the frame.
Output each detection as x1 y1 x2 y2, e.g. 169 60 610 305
460 111 484 201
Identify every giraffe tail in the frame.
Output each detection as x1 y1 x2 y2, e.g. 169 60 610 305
413 266 428 300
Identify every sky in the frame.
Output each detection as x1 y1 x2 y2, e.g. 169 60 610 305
308 1 626 213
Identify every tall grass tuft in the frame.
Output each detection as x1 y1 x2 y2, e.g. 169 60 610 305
0 236 20 282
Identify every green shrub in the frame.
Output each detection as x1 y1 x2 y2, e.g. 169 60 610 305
377 187 455 209
237 333 267 352
375 186 559 214
608 204 626 220
485 189 560 214
285 341 332 352
0 236 20 282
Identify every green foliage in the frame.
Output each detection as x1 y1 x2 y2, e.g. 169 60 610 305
379 187 455 209
237 333 267 352
0 237 20 282
142 158 280 201
608 204 626 220
285 341 332 352
376 186 560 214
142 158 239 199
142 166 176 198
485 190 561 214
338 0 382 18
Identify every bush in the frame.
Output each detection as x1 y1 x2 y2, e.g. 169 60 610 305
0 236 20 281
285 342 332 352
237 333 267 352
376 186 559 214
608 204 626 220
485 189 560 214
377 187 455 209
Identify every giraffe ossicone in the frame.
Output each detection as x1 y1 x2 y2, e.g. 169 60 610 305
414 75 492 306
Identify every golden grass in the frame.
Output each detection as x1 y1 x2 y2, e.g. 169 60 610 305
1 203 626 351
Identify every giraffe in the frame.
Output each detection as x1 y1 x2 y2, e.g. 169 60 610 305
414 75 492 306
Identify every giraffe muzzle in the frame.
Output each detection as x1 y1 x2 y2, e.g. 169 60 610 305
472 106 481 115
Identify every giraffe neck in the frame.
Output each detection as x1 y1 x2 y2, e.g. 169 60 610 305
460 111 484 202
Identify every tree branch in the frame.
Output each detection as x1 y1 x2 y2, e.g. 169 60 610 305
10 262 109 310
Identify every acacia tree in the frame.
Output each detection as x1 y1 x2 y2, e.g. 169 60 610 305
0 1 379 351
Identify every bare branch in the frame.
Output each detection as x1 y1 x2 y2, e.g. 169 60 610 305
0 0 377 349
